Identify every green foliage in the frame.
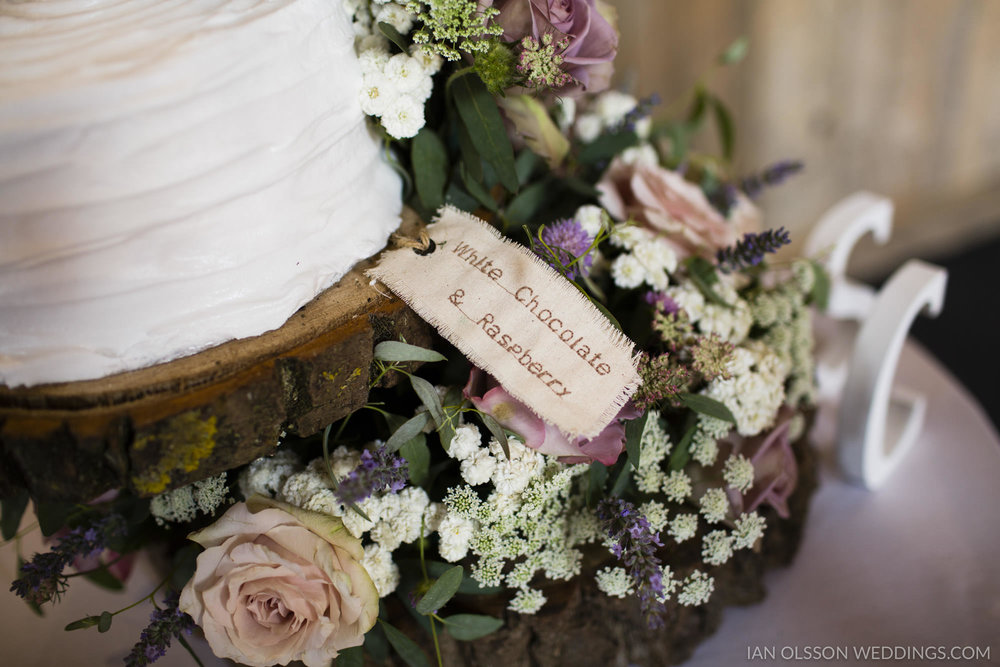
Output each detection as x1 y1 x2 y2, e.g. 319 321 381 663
678 393 737 423
415 565 464 614
335 645 365 667
374 341 447 363
450 72 519 194
378 21 411 54
400 435 431 487
719 36 750 64
412 128 449 214
669 422 697 472
473 40 516 95
809 259 831 311
1 490 29 540
443 613 504 640
385 412 432 453
625 410 650 471
381 620 430 667
686 256 731 307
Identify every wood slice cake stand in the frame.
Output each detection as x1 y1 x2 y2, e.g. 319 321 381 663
0 212 430 503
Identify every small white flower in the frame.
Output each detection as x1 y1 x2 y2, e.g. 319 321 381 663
438 512 476 562
359 73 399 117
732 512 767 549
575 204 606 237
618 144 659 168
358 47 391 75
460 448 497 486
448 424 482 460
669 513 698 543
238 450 300 499
640 500 669 532
361 543 400 597
609 224 649 250
555 97 576 131
678 570 715 606
662 470 692 503
374 3 416 33
633 238 678 275
381 94 425 138
411 46 443 74
701 530 735 565
723 453 755 494
508 587 547 614
611 253 646 289
634 116 652 140
594 90 637 126
595 567 634 598
574 113 602 143
356 33 390 54
699 488 730 524
384 53 425 93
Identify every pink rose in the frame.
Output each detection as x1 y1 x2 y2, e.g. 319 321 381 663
722 409 799 519
463 366 637 465
486 0 619 95
179 496 378 667
598 157 761 260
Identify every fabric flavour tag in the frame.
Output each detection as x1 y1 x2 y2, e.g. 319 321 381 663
368 206 641 439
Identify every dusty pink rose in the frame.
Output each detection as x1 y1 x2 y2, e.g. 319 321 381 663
463 366 637 465
485 0 618 95
179 496 378 667
723 409 799 519
598 156 761 259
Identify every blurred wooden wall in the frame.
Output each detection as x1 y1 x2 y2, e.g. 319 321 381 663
613 0 1000 274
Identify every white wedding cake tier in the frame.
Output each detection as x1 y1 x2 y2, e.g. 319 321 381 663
0 0 402 387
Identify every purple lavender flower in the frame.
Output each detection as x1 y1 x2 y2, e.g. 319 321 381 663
597 498 667 629
644 291 679 315
125 592 195 667
621 93 662 132
534 219 594 280
740 160 804 200
10 513 126 606
716 227 792 273
335 445 409 506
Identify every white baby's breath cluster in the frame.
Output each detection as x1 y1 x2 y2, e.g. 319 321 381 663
346 1 443 138
609 223 679 291
151 473 230 526
704 342 787 437
572 90 652 143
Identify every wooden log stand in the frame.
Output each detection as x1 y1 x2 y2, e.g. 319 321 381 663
0 215 430 503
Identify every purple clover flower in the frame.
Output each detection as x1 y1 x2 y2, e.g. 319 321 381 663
535 219 594 280
335 445 408 506
10 513 126 606
597 498 667 629
716 227 792 273
125 592 195 667
644 291 679 315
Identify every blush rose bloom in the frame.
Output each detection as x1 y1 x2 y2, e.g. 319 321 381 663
598 156 762 260
484 0 619 96
463 366 637 465
179 496 378 667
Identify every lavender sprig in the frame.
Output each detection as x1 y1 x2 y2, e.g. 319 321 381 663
532 219 595 280
620 93 662 132
597 498 668 629
335 445 408 506
124 592 195 667
739 160 804 200
716 227 791 273
10 513 126 606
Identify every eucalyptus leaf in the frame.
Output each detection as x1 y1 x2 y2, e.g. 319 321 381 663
587 462 608 504
380 620 430 667
451 73 519 194
364 621 390 663
719 36 749 64
444 613 504 641
678 393 737 423
515 148 541 186
1 490 29 541
412 128 449 213
65 615 101 632
809 259 830 311
36 501 75 537
373 341 447 363
711 96 735 160
478 412 510 460
504 181 549 225
687 86 709 129
416 565 464 614
624 411 650 471
610 461 632 496
445 179 481 213
404 559 503 595
455 118 483 183
97 611 113 633
399 435 430 487
669 422 697 472
409 374 445 428
459 162 499 212
385 412 431 453
686 256 730 307
377 21 410 54
335 645 364 667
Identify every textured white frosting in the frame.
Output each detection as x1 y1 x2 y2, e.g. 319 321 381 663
0 0 403 387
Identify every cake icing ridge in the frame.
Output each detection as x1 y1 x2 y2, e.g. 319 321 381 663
0 0 403 386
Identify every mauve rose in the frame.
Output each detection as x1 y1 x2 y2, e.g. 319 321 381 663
484 0 618 95
598 156 761 260
722 409 799 519
179 496 378 667
463 366 637 465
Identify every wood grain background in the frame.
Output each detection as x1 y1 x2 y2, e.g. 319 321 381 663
613 0 1000 275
